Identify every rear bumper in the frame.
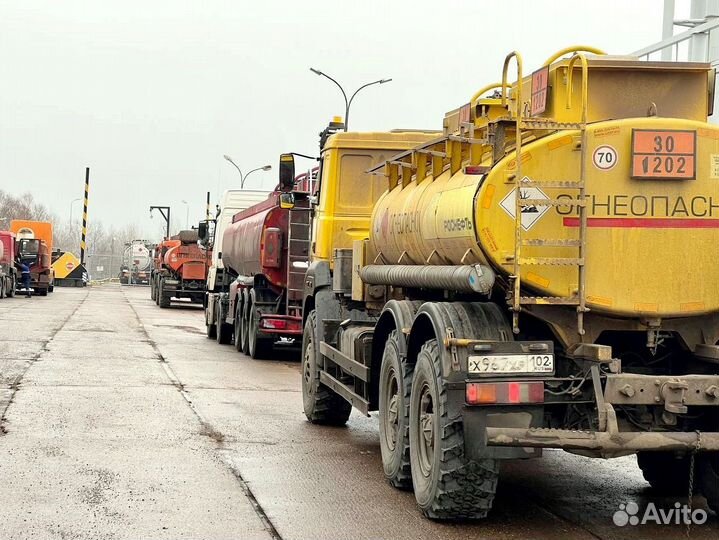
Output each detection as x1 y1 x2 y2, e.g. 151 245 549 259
485 427 719 453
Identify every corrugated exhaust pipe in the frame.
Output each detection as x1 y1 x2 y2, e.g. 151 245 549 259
359 264 495 295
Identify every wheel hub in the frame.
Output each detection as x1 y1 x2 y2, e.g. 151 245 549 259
417 384 435 477
303 346 314 395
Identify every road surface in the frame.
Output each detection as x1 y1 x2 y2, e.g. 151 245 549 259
0 285 715 539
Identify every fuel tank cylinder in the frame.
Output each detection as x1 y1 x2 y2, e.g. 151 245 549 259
370 118 719 317
221 192 289 289
163 243 208 275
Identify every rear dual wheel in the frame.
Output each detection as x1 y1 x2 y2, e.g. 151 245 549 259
409 340 499 519
216 300 232 345
158 279 171 308
248 301 272 359
233 298 243 352
698 453 719 514
150 276 156 301
637 452 690 494
240 290 250 354
637 449 719 514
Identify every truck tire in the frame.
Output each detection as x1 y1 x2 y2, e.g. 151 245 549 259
636 452 690 493
248 305 272 359
158 279 171 308
409 339 499 520
150 276 156 301
698 453 719 514
0 279 5 298
216 301 232 345
7 276 15 298
38 287 48 297
379 330 414 490
234 300 243 352
240 290 250 354
302 310 352 425
205 301 217 339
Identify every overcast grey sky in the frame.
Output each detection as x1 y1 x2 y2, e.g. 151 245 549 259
0 0 681 239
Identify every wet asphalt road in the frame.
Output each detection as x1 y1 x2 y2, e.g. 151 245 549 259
0 285 716 540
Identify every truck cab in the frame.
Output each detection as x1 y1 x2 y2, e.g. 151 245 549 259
204 189 270 338
311 129 435 264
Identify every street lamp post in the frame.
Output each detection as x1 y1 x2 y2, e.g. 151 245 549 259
181 200 189 229
222 156 272 189
149 206 171 239
309 68 392 131
69 198 82 225
110 236 117 280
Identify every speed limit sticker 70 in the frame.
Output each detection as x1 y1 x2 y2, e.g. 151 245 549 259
593 145 618 170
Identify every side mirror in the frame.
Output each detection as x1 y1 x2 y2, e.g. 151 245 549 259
279 153 295 191
280 192 295 209
198 221 208 242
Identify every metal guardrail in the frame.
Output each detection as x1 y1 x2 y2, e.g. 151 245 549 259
631 17 719 64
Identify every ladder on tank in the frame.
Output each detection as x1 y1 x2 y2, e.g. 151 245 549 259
285 204 312 319
501 52 590 335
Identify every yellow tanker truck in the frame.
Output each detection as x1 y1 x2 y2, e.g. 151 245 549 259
297 46 719 519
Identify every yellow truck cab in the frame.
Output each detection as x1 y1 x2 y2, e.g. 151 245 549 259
310 122 439 267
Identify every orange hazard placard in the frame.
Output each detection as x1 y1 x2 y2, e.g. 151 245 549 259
631 129 696 179
530 66 549 116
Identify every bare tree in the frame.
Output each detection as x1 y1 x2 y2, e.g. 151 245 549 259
1 188 149 278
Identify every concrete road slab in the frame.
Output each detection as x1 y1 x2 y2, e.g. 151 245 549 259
0 437 271 540
5 385 201 442
0 358 32 386
0 340 47 360
25 355 170 387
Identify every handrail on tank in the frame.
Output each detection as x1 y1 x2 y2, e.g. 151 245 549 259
566 53 589 124
470 82 503 108
501 52 523 115
542 45 606 67
501 50 524 330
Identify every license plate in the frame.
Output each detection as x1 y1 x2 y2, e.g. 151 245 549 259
631 129 696 180
468 354 554 375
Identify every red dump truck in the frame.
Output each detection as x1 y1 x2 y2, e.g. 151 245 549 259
152 230 210 308
209 161 314 359
0 231 17 298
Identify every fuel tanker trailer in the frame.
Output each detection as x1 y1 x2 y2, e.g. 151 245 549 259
119 240 152 284
300 47 719 519
214 163 314 359
154 230 209 308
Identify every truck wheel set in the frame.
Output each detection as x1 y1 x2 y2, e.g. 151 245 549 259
193 46 719 519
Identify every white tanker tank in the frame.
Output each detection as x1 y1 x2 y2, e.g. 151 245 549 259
119 240 152 285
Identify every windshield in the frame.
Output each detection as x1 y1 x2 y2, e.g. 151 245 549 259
18 239 40 256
